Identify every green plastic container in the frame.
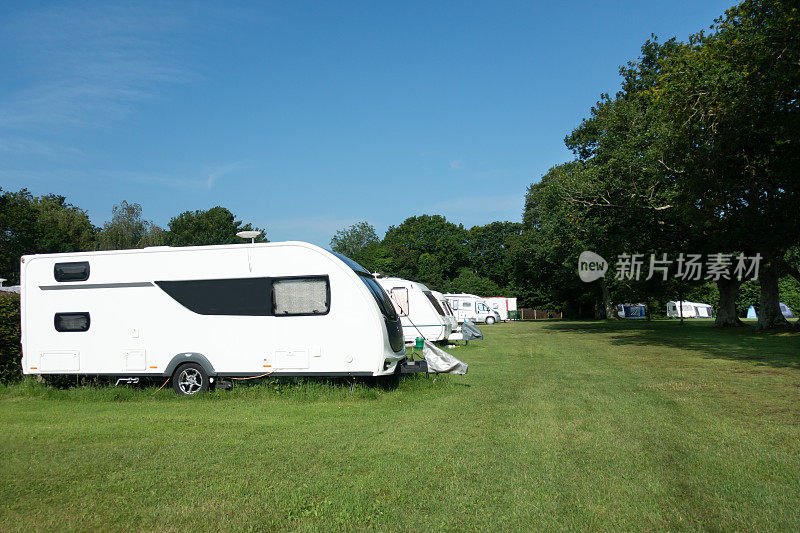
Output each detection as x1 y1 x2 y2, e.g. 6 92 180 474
414 337 425 349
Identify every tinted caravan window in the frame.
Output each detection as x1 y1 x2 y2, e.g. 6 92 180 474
272 277 330 316
423 291 446 316
54 262 90 282
55 312 90 332
156 278 269 315
358 275 398 320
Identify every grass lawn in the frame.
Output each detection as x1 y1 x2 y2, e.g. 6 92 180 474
1 320 799 531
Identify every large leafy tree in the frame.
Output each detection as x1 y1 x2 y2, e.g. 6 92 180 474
166 206 267 247
654 0 800 328
97 201 165 250
0 189 38 283
381 215 468 288
0 189 96 283
466 221 523 288
330 221 380 262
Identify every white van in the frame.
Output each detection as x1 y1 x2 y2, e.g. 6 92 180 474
444 293 501 324
376 277 453 343
482 297 517 321
20 242 410 395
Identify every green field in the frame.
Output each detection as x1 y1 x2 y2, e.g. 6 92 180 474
1 321 798 531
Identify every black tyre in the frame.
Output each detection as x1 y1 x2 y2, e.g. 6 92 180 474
172 363 209 396
485 316 496 325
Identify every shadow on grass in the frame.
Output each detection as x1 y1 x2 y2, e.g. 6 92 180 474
540 319 800 369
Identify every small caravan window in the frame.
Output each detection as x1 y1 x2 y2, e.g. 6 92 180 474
462 302 471 309
54 262 90 282
272 277 330 316
54 312 90 332
389 288 410 316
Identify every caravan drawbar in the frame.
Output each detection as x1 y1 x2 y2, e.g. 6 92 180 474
20 242 407 395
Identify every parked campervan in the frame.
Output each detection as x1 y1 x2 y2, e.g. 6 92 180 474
666 301 713 318
376 277 453 343
483 297 517 321
20 242 409 395
444 293 501 324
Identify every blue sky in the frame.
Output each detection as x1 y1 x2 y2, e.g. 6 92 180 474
1 0 733 246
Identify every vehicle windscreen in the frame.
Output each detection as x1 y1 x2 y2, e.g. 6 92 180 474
423 291 447 316
358 274 398 320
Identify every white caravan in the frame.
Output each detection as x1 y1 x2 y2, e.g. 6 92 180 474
377 277 457 343
430 290 459 337
482 297 517 321
444 293 501 324
20 242 409 395
666 301 713 318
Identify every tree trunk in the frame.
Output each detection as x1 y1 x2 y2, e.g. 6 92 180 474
600 278 617 320
782 261 800 331
757 253 790 330
715 277 743 327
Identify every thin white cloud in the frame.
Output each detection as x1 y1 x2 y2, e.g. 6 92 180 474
206 160 254 189
0 137 84 158
449 160 462 169
0 3 198 131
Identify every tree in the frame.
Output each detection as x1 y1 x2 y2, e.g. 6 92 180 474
447 268 503 296
511 163 603 316
381 215 468 289
0 189 39 283
97 201 163 250
166 206 267 247
34 194 96 253
330 222 379 261
654 0 800 328
0 189 97 283
466 221 523 287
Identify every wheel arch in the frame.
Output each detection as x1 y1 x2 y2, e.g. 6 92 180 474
164 353 216 378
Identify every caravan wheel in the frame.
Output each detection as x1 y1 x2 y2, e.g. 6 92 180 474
485 316 496 325
172 363 209 396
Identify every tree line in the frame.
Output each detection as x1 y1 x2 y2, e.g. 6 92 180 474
0 189 266 284
332 0 800 330
1 0 797 330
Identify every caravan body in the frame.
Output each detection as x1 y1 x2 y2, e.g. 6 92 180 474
483 297 517 321
444 293 501 324
376 277 452 343
666 301 713 318
430 290 458 336
20 242 406 392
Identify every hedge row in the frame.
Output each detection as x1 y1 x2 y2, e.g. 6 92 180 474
0 293 22 383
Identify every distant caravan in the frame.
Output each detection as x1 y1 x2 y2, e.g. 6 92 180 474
666 301 713 319
20 242 414 395
376 277 458 343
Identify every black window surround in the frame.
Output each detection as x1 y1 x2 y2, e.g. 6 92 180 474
155 276 330 317
54 312 91 332
54 262 90 282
